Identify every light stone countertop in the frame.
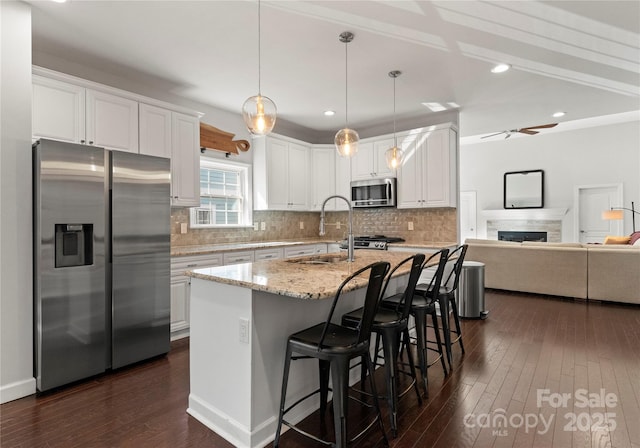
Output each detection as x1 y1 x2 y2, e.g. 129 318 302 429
187 250 444 300
171 239 457 257
171 239 339 256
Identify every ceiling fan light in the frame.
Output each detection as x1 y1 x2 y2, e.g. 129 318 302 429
242 94 277 135
334 128 359 157
385 146 403 169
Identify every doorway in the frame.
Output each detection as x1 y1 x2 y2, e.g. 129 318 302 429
459 191 477 243
574 184 622 243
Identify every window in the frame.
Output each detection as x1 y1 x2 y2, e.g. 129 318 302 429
190 159 252 228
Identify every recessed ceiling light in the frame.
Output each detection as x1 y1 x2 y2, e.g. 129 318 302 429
552 111 566 118
491 63 511 74
422 102 447 112
51 0 67 3
323 110 335 116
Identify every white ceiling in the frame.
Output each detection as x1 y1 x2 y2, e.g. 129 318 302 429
27 0 640 139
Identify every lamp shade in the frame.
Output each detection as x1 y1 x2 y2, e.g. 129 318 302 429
385 146 403 169
334 128 359 157
242 95 277 135
602 209 624 220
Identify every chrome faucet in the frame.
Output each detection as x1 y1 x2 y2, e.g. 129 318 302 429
319 195 354 262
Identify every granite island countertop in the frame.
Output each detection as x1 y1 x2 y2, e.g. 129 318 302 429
187 250 443 300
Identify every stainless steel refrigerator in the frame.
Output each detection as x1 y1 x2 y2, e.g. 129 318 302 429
33 138 171 392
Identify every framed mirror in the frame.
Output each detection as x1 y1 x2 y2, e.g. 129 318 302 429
504 169 544 209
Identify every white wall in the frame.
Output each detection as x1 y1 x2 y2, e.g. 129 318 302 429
0 1 35 403
460 118 640 241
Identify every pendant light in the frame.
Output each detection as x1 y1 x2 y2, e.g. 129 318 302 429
242 0 276 135
335 31 359 158
385 70 404 169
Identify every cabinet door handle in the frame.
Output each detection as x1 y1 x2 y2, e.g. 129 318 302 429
186 263 197 267
80 139 86 144
89 141 94 145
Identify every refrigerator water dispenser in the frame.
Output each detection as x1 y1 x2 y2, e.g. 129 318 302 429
55 223 93 267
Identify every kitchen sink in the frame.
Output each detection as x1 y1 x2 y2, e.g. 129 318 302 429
286 254 348 265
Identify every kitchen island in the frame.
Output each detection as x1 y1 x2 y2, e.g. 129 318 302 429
186 250 429 448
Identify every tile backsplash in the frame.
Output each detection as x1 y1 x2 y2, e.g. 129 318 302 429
171 207 457 247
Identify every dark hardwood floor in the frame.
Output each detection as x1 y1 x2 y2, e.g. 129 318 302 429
2 290 639 448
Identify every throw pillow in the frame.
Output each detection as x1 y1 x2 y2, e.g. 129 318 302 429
630 231 640 245
604 235 631 245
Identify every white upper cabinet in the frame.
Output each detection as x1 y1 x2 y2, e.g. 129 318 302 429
33 68 202 207
351 138 396 180
397 125 458 208
139 103 172 158
254 134 310 211
33 75 139 153
310 145 336 211
170 112 200 207
86 89 139 153
32 75 85 143
310 145 352 211
140 104 200 207
335 150 352 210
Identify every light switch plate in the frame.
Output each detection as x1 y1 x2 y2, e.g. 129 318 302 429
408 222 414 231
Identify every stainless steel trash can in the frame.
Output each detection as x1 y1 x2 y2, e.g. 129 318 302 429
455 261 488 319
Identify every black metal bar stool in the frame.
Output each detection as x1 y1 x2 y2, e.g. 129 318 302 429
416 244 468 370
380 249 449 398
274 261 391 448
340 253 425 437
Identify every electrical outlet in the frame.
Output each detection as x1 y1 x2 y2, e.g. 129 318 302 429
239 318 249 344
260 222 266 231
254 222 259 231
299 221 304 230
180 223 188 234
408 222 414 231
336 221 341 230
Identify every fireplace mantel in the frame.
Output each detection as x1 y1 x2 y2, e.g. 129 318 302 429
482 208 568 220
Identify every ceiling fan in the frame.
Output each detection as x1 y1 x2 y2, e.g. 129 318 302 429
481 123 558 139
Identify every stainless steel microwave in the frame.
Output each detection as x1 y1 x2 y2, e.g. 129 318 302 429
351 178 397 208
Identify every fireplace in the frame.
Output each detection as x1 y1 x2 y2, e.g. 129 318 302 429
498 231 547 242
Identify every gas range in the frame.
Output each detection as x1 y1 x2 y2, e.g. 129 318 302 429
340 235 405 250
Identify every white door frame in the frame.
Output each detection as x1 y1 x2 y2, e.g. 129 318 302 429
573 183 623 241
459 191 477 243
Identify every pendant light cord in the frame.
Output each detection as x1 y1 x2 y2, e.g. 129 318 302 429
258 0 262 95
344 38 349 127
393 75 397 147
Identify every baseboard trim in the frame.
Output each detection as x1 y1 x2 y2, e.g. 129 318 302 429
0 377 36 404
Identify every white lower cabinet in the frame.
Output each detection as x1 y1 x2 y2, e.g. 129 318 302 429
254 248 284 261
223 251 255 265
170 253 223 339
170 276 190 337
284 244 328 258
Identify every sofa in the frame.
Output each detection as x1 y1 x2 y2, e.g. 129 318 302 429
464 238 640 305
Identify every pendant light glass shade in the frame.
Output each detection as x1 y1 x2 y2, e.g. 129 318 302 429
385 145 403 169
335 31 359 157
385 70 403 169
242 95 276 135
335 128 360 157
242 0 276 135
